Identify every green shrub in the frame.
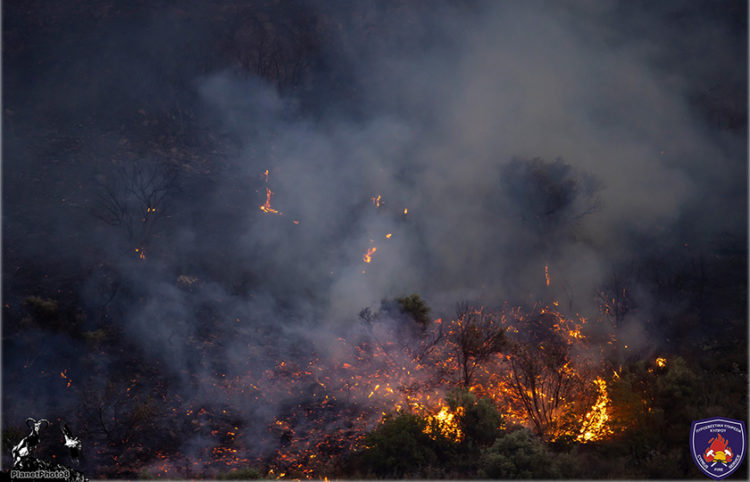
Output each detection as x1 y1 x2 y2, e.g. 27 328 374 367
356 412 455 478
396 294 431 327
479 427 556 479
218 467 264 479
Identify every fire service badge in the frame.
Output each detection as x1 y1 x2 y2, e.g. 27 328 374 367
690 417 746 479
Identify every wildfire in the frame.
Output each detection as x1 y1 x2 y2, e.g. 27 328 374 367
363 246 377 263
655 357 667 368
103 302 619 478
576 377 612 443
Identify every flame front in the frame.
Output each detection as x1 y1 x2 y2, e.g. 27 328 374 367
120 304 618 478
576 377 612 443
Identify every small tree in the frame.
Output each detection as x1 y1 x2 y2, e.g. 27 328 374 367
448 304 506 388
92 159 178 258
479 427 557 479
503 309 590 441
597 267 636 368
447 390 502 449
396 293 431 328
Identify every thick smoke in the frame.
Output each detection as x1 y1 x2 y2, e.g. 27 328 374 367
3 0 746 476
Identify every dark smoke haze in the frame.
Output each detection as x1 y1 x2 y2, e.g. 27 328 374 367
3 0 746 477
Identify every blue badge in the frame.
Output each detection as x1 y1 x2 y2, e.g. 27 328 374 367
690 417 746 479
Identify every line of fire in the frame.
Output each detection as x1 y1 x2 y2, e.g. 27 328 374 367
80 298 668 479
43 197 661 479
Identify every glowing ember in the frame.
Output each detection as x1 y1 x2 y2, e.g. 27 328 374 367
568 328 584 339
576 377 612 443
135 247 146 260
60 369 71 388
655 357 667 368
385 233 392 239
371 195 382 208
545 265 550 286
363 246 377 263
403 208 408 215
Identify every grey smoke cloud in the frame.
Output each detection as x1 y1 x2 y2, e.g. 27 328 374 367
184 1 743 324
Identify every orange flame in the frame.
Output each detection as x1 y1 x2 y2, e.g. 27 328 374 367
259 170 282 215
363 246 377 263
424 405 464 441
60 369 71 388
568 328 584 339
576 377 612 443
260 186 281 214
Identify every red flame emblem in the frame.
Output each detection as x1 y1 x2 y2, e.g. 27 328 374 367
703 433 734 464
